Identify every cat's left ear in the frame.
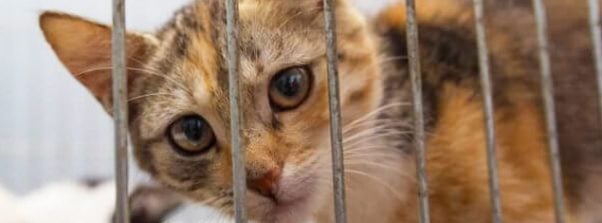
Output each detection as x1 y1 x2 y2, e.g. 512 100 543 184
39 11 158 114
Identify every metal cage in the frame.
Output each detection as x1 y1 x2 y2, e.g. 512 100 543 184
108 0 602 222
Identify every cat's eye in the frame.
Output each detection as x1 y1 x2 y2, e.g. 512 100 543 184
167 115 215 156
269 66 312 111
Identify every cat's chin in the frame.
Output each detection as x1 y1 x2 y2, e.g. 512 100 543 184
245 193 315 223
265 196 315 223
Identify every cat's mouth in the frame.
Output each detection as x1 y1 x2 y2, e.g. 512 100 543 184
254 188 315 223
247 168 320 222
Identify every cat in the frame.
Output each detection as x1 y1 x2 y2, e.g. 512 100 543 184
38 0 602 222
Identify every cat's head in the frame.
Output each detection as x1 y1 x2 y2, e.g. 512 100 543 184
40 0 381 221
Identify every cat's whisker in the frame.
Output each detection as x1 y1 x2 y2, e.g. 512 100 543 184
343 102 409 130
345 117 409 127
344 147 404 158
73 66 112 77
202 196 224 207
343 127 409 143
128 92 177 102
343 119 411 135
343 139 403 153
311 176 360 195
342 169 406 202
215 206 232 223
343 129 411 145
344 160 414 178
199 196 216 204
344 142 403 151
344 149 401 159
345 161 412 177
346 126 411 137
344 141 400 148
343 124 411 142
343 155 402 164
344 157 404 169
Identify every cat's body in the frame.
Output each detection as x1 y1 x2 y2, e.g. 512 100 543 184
375 1 602 222
39 0 601 222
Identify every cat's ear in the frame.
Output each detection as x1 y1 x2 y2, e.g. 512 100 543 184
39 11 158 114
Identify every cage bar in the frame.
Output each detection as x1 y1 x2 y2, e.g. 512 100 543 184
531 0 566 222
225 0 247 222
322 0 348 222
111 0 129 222
471 0 504 222
587 0 602 130
403 1 431 223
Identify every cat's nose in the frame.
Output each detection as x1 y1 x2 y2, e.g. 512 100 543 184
247 168 282 200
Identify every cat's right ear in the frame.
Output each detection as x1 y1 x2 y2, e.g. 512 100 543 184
39 11 159 114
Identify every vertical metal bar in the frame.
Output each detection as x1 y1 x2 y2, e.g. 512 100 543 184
588 0 602 130
226 0 246 222
404 1 430 223
111 0 129 222
532 0 566 222
322 0 347 222
471 1 504 222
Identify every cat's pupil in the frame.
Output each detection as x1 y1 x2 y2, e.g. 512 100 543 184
167 114 215 155
182 117 204 141
269 66 312 111
275 71 302 97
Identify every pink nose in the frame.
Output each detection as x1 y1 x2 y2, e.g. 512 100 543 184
247 169 281 200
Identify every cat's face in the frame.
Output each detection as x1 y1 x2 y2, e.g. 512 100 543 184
40 0 381 222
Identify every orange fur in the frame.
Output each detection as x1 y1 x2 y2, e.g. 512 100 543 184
417 84 574 222
379 0 596 222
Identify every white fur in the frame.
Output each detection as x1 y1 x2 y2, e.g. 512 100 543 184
0 181 115 223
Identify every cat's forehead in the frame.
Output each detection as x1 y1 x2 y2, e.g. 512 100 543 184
154 0 325 73
149 0 326 97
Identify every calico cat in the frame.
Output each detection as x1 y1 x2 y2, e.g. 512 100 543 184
39 0 601 222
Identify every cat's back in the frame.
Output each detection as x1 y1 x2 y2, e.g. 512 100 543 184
375 0 602 222
473 2 602 220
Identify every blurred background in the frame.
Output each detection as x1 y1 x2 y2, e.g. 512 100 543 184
0 0 393 222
